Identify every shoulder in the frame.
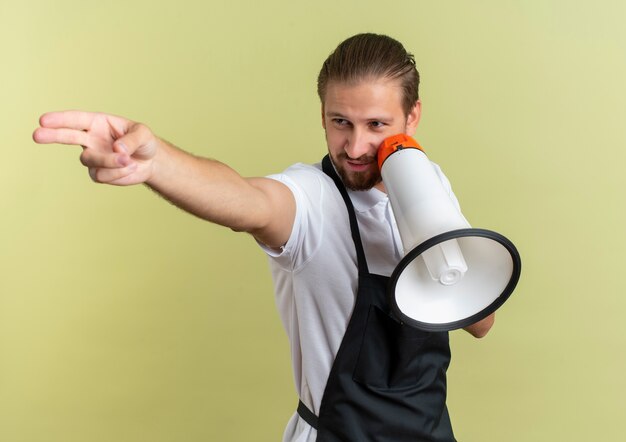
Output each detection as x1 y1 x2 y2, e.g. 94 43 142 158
267 162 336 203
268 162 325 186
261 162 345 267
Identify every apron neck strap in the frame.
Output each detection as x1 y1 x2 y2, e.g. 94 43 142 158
321 155 370 275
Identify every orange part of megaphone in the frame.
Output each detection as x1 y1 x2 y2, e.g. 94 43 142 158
377 134 425 171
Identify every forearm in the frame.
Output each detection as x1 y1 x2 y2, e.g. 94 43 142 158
463 313 495 338
146 139 273 232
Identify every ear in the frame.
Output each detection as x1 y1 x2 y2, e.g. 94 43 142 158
404 100 422 135
321 104 326 129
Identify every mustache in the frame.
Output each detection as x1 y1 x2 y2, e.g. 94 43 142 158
337 152 377 163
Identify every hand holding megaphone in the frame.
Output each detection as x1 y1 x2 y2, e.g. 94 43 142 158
378 134 521 332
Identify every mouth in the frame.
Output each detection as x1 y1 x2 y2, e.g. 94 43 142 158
345 158 376 173
347 162 371 172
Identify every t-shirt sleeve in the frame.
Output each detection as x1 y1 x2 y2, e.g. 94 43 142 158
431 162 463 211
257 164 326 271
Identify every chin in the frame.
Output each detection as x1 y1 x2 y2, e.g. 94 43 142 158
341 170 381 191
329 155 381 191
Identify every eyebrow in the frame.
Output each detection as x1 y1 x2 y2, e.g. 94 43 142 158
326 111 348 119
325 111 394 123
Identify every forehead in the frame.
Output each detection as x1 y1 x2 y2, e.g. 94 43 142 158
323 77 404 117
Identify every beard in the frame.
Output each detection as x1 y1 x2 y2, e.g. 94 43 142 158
331 153 382 191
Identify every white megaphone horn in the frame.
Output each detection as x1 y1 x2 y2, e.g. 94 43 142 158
378 134 521 332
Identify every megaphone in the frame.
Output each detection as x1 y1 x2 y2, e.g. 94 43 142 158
378 134 521 332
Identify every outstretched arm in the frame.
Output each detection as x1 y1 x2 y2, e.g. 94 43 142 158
33 111 295 248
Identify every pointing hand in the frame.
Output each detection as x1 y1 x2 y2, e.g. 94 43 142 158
33 111 159 186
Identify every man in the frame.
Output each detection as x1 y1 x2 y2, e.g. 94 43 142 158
34 33 493 441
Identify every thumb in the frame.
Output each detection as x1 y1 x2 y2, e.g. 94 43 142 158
113 122 158 160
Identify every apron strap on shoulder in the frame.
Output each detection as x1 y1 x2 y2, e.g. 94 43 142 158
321 155 370 275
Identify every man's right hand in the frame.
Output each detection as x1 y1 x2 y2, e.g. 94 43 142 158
33 110 159 186
33 110 296 248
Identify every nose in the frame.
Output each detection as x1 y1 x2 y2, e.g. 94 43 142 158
345 129 377 159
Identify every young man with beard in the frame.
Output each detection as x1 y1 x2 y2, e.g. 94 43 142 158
34 33 493 441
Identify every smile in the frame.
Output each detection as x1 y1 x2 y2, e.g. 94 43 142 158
346 161 373 172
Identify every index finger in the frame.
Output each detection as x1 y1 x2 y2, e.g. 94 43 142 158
39 110 98 130
32 127 89 146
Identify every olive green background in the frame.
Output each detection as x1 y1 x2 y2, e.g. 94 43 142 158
1 1 625 441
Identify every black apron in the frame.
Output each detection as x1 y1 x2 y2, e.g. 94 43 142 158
296 156 456 442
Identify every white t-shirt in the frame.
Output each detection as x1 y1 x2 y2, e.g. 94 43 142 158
261 161 460 442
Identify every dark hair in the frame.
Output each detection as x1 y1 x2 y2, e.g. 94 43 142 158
317 33 420 116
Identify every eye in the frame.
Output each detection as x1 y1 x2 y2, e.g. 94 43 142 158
368 121 386 129
332 118 351 127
